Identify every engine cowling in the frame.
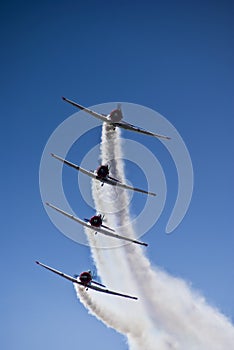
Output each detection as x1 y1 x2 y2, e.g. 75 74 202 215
89 215 102 227
79 271 92 285
108 109 123 122
96 165 109 178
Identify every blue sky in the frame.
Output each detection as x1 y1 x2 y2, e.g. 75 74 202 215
1 1 233 349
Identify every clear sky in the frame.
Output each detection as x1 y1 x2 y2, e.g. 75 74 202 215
1 1 233 349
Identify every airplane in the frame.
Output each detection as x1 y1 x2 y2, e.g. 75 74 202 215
62 96 171 140
36 261 138 300
46 202 148 247
51 153 156 197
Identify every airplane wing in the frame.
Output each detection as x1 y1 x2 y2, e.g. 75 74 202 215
88 283 138 300
35 261 82 284
91 280 106 288
97 226 148 247
101 223 115 232
106 176 156 196
51 153 97 180
108 175 121 182
46 202 96 230
62 97 108 123
112 121 171 140
46 202 148 247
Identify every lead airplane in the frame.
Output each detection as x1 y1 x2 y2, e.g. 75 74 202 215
36 261 138 300
62 97 171 140
51 153 156 197
46 202 148 247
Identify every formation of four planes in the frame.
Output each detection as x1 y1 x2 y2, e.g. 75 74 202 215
37 97 170 301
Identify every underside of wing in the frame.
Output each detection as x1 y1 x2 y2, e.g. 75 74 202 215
87 283 138 300
113 121 171 140
115 180 156 196
62 97 108 123
51 153 97 180
36 261 80 284
101 224 115 232
46 202 90 229
97 226 148 247
46 203 112 235
91 280 106 288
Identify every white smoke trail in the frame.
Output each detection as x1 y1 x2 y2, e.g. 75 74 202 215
75 124 234 349
75 125 164 349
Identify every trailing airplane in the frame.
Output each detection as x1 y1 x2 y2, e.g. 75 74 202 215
46 202 148 247
62 96 171 140
36 261 138 300
51 153 156 196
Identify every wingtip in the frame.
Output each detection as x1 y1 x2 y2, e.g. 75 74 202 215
62 96 66 101
162 135 171 140
156 134 171 140
35 261 39 265
45 202 55 209
51 153 65 162
51 153 59 160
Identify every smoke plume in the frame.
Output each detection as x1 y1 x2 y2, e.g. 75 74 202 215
75 124 234 349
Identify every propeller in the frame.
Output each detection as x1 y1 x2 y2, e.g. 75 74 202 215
94 213 104 220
